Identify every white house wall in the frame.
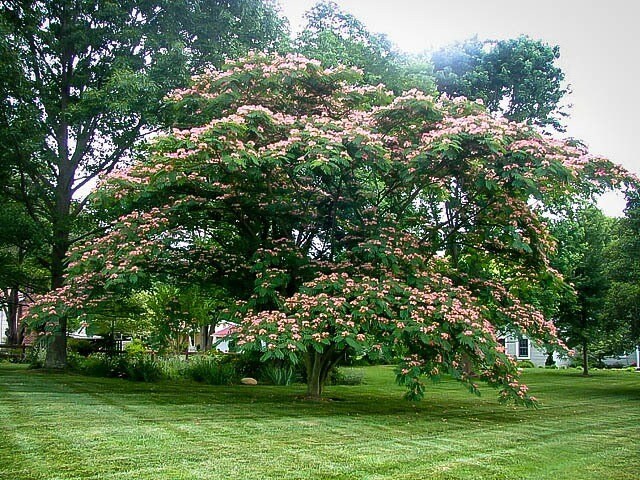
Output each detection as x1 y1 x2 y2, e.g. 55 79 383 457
503 335 570 367
0 309 6 343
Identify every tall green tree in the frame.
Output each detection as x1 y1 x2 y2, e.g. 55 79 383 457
295 1 434 94
0 0 287 367
604 193 640 352
432 36 568 130
0 199 48 345
551 207 614 375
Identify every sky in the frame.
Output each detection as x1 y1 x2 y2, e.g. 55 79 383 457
277 0 640 216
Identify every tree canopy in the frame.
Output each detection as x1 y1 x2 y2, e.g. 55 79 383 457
604 194 640 351
295 1 434 94
550 207 616 374
432 36 569 130
0 0 287 365
26 52 637 402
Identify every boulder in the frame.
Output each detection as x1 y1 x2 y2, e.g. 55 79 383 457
240 377 258 385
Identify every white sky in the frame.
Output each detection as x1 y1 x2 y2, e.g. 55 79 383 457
277 0 640 216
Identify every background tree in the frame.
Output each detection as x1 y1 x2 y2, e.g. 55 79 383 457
136 283 223 354
550 207 615 375
604 192 640 353
295 1 434 94
431 36 568 130
0 0 287 367
0 199 48 345
27 53 635 402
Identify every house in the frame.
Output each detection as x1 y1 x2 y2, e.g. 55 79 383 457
602 350 639 368
187 321 237 353
210 322 237 353
499 333 571 367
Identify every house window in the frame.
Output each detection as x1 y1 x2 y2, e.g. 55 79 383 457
518 338 529 358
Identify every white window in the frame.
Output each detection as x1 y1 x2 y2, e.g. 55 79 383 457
518 338 529 358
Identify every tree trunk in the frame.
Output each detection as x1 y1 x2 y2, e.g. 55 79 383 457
200 324 211 351
44 14 74 369
6 288 21 345
44 203 72 368
582 340 589 376
306 351 325 400
304 347 345 400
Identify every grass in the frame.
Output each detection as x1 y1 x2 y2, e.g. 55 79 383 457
0 364 638 480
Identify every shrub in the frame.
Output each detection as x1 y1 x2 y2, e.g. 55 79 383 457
78 352 164 382
124 339 148 357
228 351 263 378
81 353 123 378
260 364 297 385
159 356 187 380
27 342 47 368
124 355 164 382
517 360 536 369
182 355 237 385
329 368 365 385
66 351 87 371
67 338 99 357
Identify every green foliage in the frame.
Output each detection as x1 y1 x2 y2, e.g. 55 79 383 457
67 338 100 357
181 355 237 385
329 367 365 385
604 192 640 348
260 363 298 385
76 353 163 382
432 36 568 130
0 0 288 367
30 52 636 405
137 283 213 354
517 360 536 369
551 206 617 373
66 349 240 385
26 342 47 369
295 1 434 94
123 338 147 357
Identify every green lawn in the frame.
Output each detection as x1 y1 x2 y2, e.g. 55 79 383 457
0 364 638 480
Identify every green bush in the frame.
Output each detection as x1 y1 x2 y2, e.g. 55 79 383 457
67 338 99 357
66 351 87 371
27 342 47 368
329 368 365 385
182 355 237 385
77 353 163 382
260 364 297 385
517 360 536 369
124 355 164 382
80 353 124 378
124 339 148 357
229 351 263 378
158 356 188 380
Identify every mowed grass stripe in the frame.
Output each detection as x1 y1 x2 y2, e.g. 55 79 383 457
0 364 638 479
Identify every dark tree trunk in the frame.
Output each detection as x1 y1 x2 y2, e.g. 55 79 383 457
200 325 211 350
304 346 345 400
44 10 74 369
43 167 73 368
6 288 21 345
306 352 325 400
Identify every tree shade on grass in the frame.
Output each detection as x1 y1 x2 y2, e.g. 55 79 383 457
0 364 638 480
